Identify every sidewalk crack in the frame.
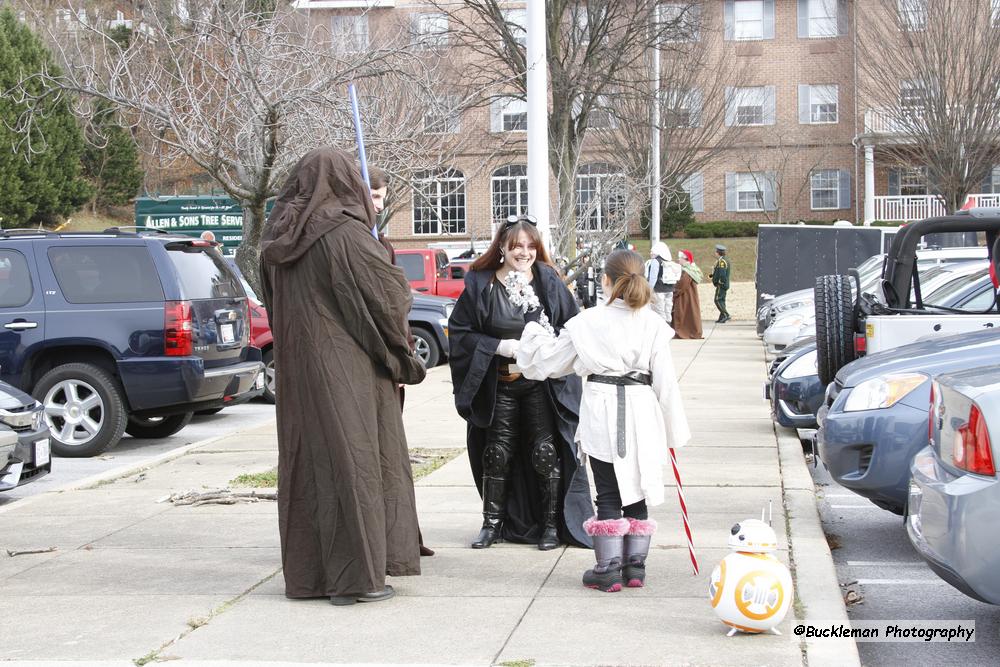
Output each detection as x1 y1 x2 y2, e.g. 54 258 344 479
491 547 565 666
132 566 282 665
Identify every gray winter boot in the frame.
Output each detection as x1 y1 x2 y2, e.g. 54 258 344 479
623 518 657 588
581 517 630 593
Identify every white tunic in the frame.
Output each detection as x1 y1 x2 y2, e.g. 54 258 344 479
517 300 691 507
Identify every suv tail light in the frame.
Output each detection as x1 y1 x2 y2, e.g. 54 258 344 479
165 300 193 356
954 402 996 476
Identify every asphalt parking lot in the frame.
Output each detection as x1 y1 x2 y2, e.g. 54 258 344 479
808 448 1000 665
0 401 276 506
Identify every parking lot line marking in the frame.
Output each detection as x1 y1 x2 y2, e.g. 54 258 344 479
856 578 946 585
847 561 925 567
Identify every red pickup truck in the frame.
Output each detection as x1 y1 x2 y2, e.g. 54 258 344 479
394 249 468 298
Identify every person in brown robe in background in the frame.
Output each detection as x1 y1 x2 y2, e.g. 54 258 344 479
260 148 426 606
672 249 704 339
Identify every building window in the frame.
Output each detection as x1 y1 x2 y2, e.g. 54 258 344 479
491 96 528 132
899 167 927 196
412 169 466 236
899 79 926 118
413 13 448 47
576 164 625 232
681 172 704 213
897 0 927 31
810 170 840 209
734 0 765 40
665 88 702 128
804 0 837 37
726 86 774 126
799 84 838 123
491 165 529 224
736 173 764 211
330 14 369 53
660 2 700 42
423 96 461 134
587 96 617 130
502 8 527 47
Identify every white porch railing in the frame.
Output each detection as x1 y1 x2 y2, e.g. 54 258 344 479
865 108 924 135
874 193 1000 222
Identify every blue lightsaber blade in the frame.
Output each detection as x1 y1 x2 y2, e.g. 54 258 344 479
348 82 379 240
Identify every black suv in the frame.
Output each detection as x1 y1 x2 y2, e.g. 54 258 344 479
0 229 263 457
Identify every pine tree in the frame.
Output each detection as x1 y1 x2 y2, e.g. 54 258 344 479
0 9 91 228
82 107 144 212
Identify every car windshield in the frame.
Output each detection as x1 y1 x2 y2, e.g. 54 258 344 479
923 268 990 309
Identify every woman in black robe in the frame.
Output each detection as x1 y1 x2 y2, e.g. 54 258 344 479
448 217 592 550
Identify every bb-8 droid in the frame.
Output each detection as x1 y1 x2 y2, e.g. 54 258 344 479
708 518 792 636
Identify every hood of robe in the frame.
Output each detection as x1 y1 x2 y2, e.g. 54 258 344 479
261 147 377 266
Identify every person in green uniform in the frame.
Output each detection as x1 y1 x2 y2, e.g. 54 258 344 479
710 244 731 323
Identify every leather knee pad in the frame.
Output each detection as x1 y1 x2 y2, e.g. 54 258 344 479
483 444 511 477
531 440 560 476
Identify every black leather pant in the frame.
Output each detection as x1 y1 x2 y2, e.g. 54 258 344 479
482 378 561 529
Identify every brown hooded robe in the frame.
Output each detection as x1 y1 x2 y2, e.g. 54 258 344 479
259 148 426 598
672 271 703 339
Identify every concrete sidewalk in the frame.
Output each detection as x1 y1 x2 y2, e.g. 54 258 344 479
0 322 858 666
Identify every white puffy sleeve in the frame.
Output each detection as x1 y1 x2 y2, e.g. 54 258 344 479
650 323 691 449
516 321 579 380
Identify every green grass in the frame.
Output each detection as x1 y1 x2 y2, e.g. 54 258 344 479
230 469 278 488
411 448 462 481
631 237 757 282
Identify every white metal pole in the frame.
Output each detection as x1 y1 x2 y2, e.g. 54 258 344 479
650 4 661 245
526 0 551 250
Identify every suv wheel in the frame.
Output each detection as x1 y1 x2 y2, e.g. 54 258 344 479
411 327 440 368
125 412 193 439
262 348 276 404
815 275 856 385
34 363 128 458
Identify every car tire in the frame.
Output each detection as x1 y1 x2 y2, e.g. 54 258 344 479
33 362 128 458
411 327 440 368
262 348 276 404
815 274 856 386
125 412 194 439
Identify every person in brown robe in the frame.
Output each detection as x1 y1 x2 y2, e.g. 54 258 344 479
259 148 426 606
672 249 704 339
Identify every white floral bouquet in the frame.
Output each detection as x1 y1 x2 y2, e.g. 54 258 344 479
502 270 556 336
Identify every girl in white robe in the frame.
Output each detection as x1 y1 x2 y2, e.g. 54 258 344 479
517 249 690 592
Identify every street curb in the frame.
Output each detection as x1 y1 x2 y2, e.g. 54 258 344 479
0 419 276 517
777 427 862 667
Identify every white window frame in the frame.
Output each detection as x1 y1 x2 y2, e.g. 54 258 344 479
414 12 448 47
491 165 529 224
665 88 701 128
899 166 928 196
587 96 618 130
734 0 765 40
899 79 926 115
806 0 838 37
412 170 466 236
660 2 699 42
732 86 767 126
810 170 840 210
502 8 527 48
809 84 838 123
575 165 626 232
681 172 704 213
491 96 528 133
330 13 369 54
423 95 461 134
897 0 927 31
736 173 765 212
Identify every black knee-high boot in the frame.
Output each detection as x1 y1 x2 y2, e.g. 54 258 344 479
471 475 506 548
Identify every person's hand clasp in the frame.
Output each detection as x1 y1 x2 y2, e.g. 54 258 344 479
496 339 519 358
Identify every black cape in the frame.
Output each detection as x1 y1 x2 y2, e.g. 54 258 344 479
448 263 593 548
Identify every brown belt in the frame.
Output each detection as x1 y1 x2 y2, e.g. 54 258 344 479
497 364 522 383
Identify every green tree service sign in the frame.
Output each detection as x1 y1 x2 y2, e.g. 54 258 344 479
134 197 272 256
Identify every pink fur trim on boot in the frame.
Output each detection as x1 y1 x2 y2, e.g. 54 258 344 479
626 517 657 536
583 516 631 537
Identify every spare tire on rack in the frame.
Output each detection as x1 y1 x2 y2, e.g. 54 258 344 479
814 274 856 385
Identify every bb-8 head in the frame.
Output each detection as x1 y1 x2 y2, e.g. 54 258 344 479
709 519 793 635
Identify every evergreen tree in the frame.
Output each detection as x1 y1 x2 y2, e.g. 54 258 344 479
0 9 91 228
82 107 144 211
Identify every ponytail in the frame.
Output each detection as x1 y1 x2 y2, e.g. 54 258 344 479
603 249 653 310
